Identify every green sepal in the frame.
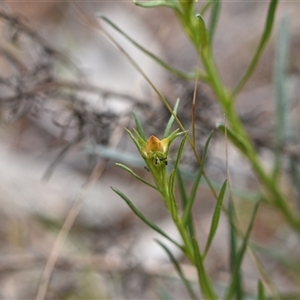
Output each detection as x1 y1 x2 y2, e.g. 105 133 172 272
125 128 147 158
164 129 187 156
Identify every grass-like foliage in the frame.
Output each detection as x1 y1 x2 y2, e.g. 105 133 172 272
106 1 300 299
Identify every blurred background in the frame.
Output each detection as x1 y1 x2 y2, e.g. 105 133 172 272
0 1 300 299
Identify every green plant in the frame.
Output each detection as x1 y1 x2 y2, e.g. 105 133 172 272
112 105 227 299
104 0 300 299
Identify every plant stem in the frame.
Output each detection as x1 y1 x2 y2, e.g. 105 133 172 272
176 218 195 263
199 40 300 233
160 191 195 263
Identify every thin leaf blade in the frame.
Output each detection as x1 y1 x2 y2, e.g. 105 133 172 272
258 280 266 300
234 0 279 95
133 110 147 141
273 15 290 178
177 169 195 237
168 169 178 219
112 187 182 249
228 200 243 300
192 239 217 300
182 130 214 226
203 179 227 258
225 200 261 300
164 98 180 138
208 0 221 44
115 163 157 190
97 15 196 79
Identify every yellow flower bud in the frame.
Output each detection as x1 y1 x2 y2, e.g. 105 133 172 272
145 135 164 153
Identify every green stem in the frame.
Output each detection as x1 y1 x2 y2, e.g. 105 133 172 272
160 191 195 263
199 31 300 234
176 218 195 263
174 219 195 264
225 106 300 231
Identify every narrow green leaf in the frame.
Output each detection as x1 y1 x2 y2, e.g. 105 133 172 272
177 168 188 209
228 200 242 299
134 0 179 10
164 98 180 138
182 130 214 226
234 0 279 95
203 179 227 258
289 158 300 210
112 187 182 249
125 128 145 154
208 0 221 44
274 16 290 138
115 163 158 190
156 240 198 300
84 145 144 168
177 169 195 237
225 201 261 300
196 14 209 48
174 133 188 171
97 15 196 80
168 169 178 219
258 280 266 300
273 15 290 178
192 239 217 300
228 200 243 300
168 135 187 219
133 110 147 141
